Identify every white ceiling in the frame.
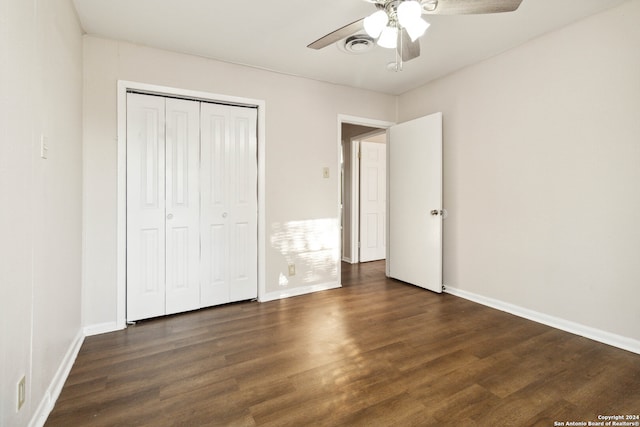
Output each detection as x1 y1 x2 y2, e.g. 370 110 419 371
72 0 627 95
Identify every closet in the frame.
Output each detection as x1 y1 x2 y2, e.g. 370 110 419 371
126 92 257 321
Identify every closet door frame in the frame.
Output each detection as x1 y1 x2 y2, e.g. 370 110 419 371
116 81 266 329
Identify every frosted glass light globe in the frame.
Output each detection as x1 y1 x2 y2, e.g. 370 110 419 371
377 25 398 49
397 0 422 28
405 17 430 41
364 10 389 39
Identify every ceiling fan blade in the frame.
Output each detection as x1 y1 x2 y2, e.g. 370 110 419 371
400 29 420 62
308 19 365 50
422 0 523 15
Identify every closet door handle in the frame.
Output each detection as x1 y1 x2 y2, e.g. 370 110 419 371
222 212 228 218
167 213 174 220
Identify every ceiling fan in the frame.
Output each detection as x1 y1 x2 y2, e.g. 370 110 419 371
308 0 524 71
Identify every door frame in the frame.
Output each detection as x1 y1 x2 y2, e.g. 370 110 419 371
116 80 266 329
337 115 394 282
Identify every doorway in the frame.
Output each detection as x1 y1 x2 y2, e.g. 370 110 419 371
338 116 393 273
338 113 444 293
342 126 387 264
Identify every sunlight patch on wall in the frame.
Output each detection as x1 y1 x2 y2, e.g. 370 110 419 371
278 273 289 287
271 218 339 287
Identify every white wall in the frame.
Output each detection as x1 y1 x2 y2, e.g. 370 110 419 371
398 0 640 344
0 0 84 425
82 36 396 328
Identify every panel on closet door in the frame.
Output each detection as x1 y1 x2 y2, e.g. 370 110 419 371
126 93 166 321
200 105 230 307
140 229 161 292
230 221 253 301
228 108 258 302
202 223 228 306
165 98 201 315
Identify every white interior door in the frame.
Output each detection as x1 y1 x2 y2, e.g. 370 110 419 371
359 140 386 262
388 112 443 293
164 98 201 315
126 93 167 320
200 102 258 307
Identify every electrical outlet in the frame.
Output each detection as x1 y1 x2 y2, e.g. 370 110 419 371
288 264 296 276
17 376 25 411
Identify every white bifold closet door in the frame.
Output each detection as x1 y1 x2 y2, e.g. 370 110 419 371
126 93 257 322
200 102 258 307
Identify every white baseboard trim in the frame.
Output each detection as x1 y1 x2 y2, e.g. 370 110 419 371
29 329 84 427
84 321 120 336
260 281 341 303
444 286 640 355
342 256 354 263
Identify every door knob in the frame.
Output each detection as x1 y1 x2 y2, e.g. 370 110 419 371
222 212 228 218
167 213 174 220
430 210 440 216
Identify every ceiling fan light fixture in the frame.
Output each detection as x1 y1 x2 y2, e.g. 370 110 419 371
377 25 398 49
363 10 388 39
397 0 423 27
405 17 430 41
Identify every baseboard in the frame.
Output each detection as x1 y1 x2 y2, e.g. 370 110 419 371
342 256 353 263
260 281 341 303
444 286 640 355
84 321 120 336
29 329 84 427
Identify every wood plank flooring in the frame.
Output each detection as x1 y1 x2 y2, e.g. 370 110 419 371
46 261 640 426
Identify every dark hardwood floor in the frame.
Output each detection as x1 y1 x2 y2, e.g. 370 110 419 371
47 261 640 426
